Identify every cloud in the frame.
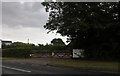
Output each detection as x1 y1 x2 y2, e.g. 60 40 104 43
2 2 68 45
2 2 49 28
2 25 68 45
0 2 2 39
2 0 44 2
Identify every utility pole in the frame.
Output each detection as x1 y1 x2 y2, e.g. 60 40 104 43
28 39 29 44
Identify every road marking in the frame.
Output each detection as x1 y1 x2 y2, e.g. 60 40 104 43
0 65 31 73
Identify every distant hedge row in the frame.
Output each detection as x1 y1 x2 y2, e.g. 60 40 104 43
2 47 32 58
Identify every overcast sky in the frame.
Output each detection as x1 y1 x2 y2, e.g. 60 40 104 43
1 1 68 45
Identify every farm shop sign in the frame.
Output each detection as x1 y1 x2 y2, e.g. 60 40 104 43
72 49 84 58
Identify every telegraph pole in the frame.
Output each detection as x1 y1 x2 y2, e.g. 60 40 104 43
28 39 29 44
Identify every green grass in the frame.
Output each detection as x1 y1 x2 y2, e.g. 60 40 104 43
2 57 28 60
50 59 119 72
0 57 2 60
1 57 119 72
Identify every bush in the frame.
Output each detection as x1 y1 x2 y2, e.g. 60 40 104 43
2 47 32 58
84 48 119 61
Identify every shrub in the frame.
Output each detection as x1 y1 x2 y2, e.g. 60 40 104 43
2 47 32 58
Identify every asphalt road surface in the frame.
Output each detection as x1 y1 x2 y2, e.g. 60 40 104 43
1 61 119 76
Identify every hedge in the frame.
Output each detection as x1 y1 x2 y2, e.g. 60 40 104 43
2 47 32 58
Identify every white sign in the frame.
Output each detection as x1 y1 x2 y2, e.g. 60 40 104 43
73 49 84 58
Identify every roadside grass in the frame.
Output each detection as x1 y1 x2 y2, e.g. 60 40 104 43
50 59 119 72
2 57 119 72
2 57 28 60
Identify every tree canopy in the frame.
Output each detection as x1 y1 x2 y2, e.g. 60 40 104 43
51 38 65 45
42 2 119 60
42 3 118 33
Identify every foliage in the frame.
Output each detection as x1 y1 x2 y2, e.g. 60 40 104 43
51 38 65 45
2 40 67 55
2 42 33 58
2 47 32 58
2 42 35 49
33 44 67 53
34 38 66 53
10 42 35 47
42 2 120 60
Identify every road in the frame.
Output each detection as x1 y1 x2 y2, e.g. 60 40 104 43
1 61 119 76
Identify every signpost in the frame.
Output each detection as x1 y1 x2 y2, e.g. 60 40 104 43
72 49 84 58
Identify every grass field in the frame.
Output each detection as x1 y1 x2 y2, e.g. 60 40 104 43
50 58 119 72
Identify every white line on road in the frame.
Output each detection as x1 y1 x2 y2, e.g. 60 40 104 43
0 65 31 73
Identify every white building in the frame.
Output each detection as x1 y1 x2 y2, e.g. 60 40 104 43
1 40 12 45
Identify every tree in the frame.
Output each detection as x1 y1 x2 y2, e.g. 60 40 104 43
42 2 120 60
38 44 44 47
51 38 65 45
50 38 66 52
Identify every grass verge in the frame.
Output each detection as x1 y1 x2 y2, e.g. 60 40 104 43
2 57 119 72
50 58 119 72
2 57 29 60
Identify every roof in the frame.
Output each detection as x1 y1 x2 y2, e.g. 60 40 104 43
1 40 12 43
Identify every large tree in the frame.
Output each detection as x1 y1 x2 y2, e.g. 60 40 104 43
42 2 119 60
51 38 65 45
